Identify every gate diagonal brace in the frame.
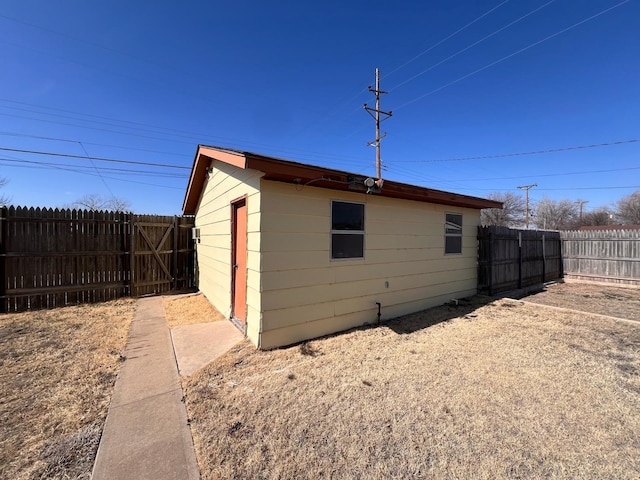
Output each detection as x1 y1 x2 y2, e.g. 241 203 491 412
136 224 174 280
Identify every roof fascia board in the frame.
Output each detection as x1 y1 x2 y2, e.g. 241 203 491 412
183 145 503 213
183 146 250 214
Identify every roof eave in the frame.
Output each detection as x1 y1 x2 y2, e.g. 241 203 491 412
182 146 248 214
183 145 503 213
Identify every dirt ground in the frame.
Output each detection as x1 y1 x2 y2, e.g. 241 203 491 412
521 281 640 320
0 299 135 480
163 293 225 327
183 283 640 480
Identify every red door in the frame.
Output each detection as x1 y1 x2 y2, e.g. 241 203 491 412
231 199 247 326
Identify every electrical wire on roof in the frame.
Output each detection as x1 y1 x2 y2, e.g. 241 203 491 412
294 176 353 192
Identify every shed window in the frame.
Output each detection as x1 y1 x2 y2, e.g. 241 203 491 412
445 213 463 255
331 201 364 259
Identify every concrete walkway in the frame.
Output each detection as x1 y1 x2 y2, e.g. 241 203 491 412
92 297 200 480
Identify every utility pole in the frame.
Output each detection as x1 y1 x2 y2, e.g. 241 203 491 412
575 199 588 220
364 68 392 185
517 184 537 229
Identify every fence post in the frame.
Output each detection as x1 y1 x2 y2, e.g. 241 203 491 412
488 231 494 296
129 213 136 297
559 233 565 279
541 234 546 284
0 206 7 313
518 231 523 289
172 215 178 291
120 211 129 297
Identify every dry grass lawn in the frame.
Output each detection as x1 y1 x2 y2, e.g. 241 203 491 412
184 295 640 479
523 281 640 320
0 299 135 480
163 293 225 327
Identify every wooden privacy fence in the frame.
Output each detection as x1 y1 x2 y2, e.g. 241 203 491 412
561 229 640 286
0 206 196 313
478 226 562 295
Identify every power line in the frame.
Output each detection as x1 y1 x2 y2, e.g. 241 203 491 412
444 185 640 192
0 103 371 167
395 0 631 111
400 165 640 183
0 130 187 157
0 147 191 169
78 141 118 202
391 138 640 163
0 157 184 190
380 163 640 193
536 185 640 191
0 13 185 77
0 157 186 177
389 0 556 92
0 103 218 144
288 1 512 140
0 99 223 142
383 0 512 80
0 111 197 147
289 2 512 139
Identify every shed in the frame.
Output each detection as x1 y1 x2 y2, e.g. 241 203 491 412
183 145 502 349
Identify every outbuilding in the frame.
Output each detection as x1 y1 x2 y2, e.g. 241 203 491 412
183 145 502 349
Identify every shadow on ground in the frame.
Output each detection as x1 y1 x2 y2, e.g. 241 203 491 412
385 296 493 335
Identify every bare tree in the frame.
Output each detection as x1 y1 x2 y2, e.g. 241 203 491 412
481 192 526 227
72 194 131 212
616 190 640 224
0 176 10 206
576 208 613 228
534 197 578 230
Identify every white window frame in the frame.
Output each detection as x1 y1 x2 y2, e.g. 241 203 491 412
444 212 463 255
330 200 365 261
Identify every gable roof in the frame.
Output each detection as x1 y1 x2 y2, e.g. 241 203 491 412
182 145 503 214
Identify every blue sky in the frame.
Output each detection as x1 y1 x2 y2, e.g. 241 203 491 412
1 0 638 214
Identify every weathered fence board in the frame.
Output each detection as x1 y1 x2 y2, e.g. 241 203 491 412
0 206 195 313
478 226 562 295
561 229 640 285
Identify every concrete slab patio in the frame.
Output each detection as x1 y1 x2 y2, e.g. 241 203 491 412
171 321 244 377
92 296 200 480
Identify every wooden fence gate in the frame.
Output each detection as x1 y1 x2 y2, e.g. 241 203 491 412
130 215 196 297
0 206 195 313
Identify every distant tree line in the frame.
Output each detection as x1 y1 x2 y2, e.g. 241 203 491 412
0 178 131 212
481 190 640 230
69 194 131 212
0 176 9 206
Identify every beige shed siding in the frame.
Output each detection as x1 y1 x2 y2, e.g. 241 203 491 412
194 160 262 346
259 180 480 349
